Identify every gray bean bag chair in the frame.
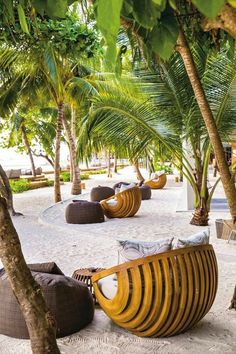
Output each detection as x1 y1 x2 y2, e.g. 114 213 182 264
0 262 94 339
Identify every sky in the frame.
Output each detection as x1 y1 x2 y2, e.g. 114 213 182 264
0 145 70 171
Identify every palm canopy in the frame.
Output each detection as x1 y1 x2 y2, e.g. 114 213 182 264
78 44 236 214
77 76 181 165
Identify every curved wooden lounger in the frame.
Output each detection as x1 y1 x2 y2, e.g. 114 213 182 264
100 186 141 218
92 244 218 337
144 174 167 189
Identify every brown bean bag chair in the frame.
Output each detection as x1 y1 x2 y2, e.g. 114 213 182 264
140 185 151 200
65 200 104 224
90 186 115 202
0 262 94 339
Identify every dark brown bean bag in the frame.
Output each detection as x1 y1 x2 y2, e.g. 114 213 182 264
140 185 152 200
90 186 115 202
0 262 94 339
65 201 104 224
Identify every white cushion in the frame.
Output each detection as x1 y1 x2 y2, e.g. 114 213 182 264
106 199 118 206
174 229 210 249
98 274 117 300
120 182 136 193
117 237 174 263
151 172 158 179
157 170 165 176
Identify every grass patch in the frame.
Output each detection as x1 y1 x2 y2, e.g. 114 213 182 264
46 180 54 187
10 179 30 193
81 173 90 180
60 171 90 182
89 169 107 175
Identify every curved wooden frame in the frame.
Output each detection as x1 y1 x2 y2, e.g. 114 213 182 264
92 244 218 337
100 186 141 218
144 174 167 189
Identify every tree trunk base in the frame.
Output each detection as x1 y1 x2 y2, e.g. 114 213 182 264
229 286 236 310
190 208 209 226
11 211 23 217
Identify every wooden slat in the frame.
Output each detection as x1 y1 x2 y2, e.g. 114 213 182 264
100 186 141 218
92 244 218 337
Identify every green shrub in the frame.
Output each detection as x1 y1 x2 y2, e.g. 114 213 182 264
60 171 70 182
154 164 173 174
60 171 90 182
81 173 90 180
46 180 54 187
10 179 30 193
88 169 107 175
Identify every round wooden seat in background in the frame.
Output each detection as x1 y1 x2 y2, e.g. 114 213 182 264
90 186 115 202
65 200 104 224
92 244 218 337
144 174 167 189
100 186 142 218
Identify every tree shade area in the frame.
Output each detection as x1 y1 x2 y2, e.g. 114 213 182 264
0 1 236 353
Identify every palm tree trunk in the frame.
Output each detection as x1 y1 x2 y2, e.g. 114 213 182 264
54 102 64 203
32 151 54 169
229 285 236 310
0 197 60 354
113 155 117 173
21 124 37 177
107 150 112 177
190 198 209 226
176 30 236 221
62 116 81 195
134 160 145 181
0 165 22 216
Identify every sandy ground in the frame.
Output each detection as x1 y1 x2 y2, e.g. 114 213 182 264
0 167 236 354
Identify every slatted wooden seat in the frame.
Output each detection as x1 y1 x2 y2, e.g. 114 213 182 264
92 244 218 337
100 186 141 218
144 174 167 189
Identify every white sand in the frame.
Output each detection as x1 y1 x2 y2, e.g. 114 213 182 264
0 167 236 354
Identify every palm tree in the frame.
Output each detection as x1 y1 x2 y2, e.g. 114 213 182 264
141 44 236 225
176 29 236 222
0 45 82 201
78 47 236 225
3 112 37 176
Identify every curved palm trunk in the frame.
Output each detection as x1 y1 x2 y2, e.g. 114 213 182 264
176 30 236 221
0 165 22 216
0 198 60 354
134 160 144 181
62 116 81 195
54 102 64 203
32 151 54 169
21 124 36 177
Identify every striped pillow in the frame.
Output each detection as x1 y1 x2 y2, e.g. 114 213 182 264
117 238 174 263
174 229 210 249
